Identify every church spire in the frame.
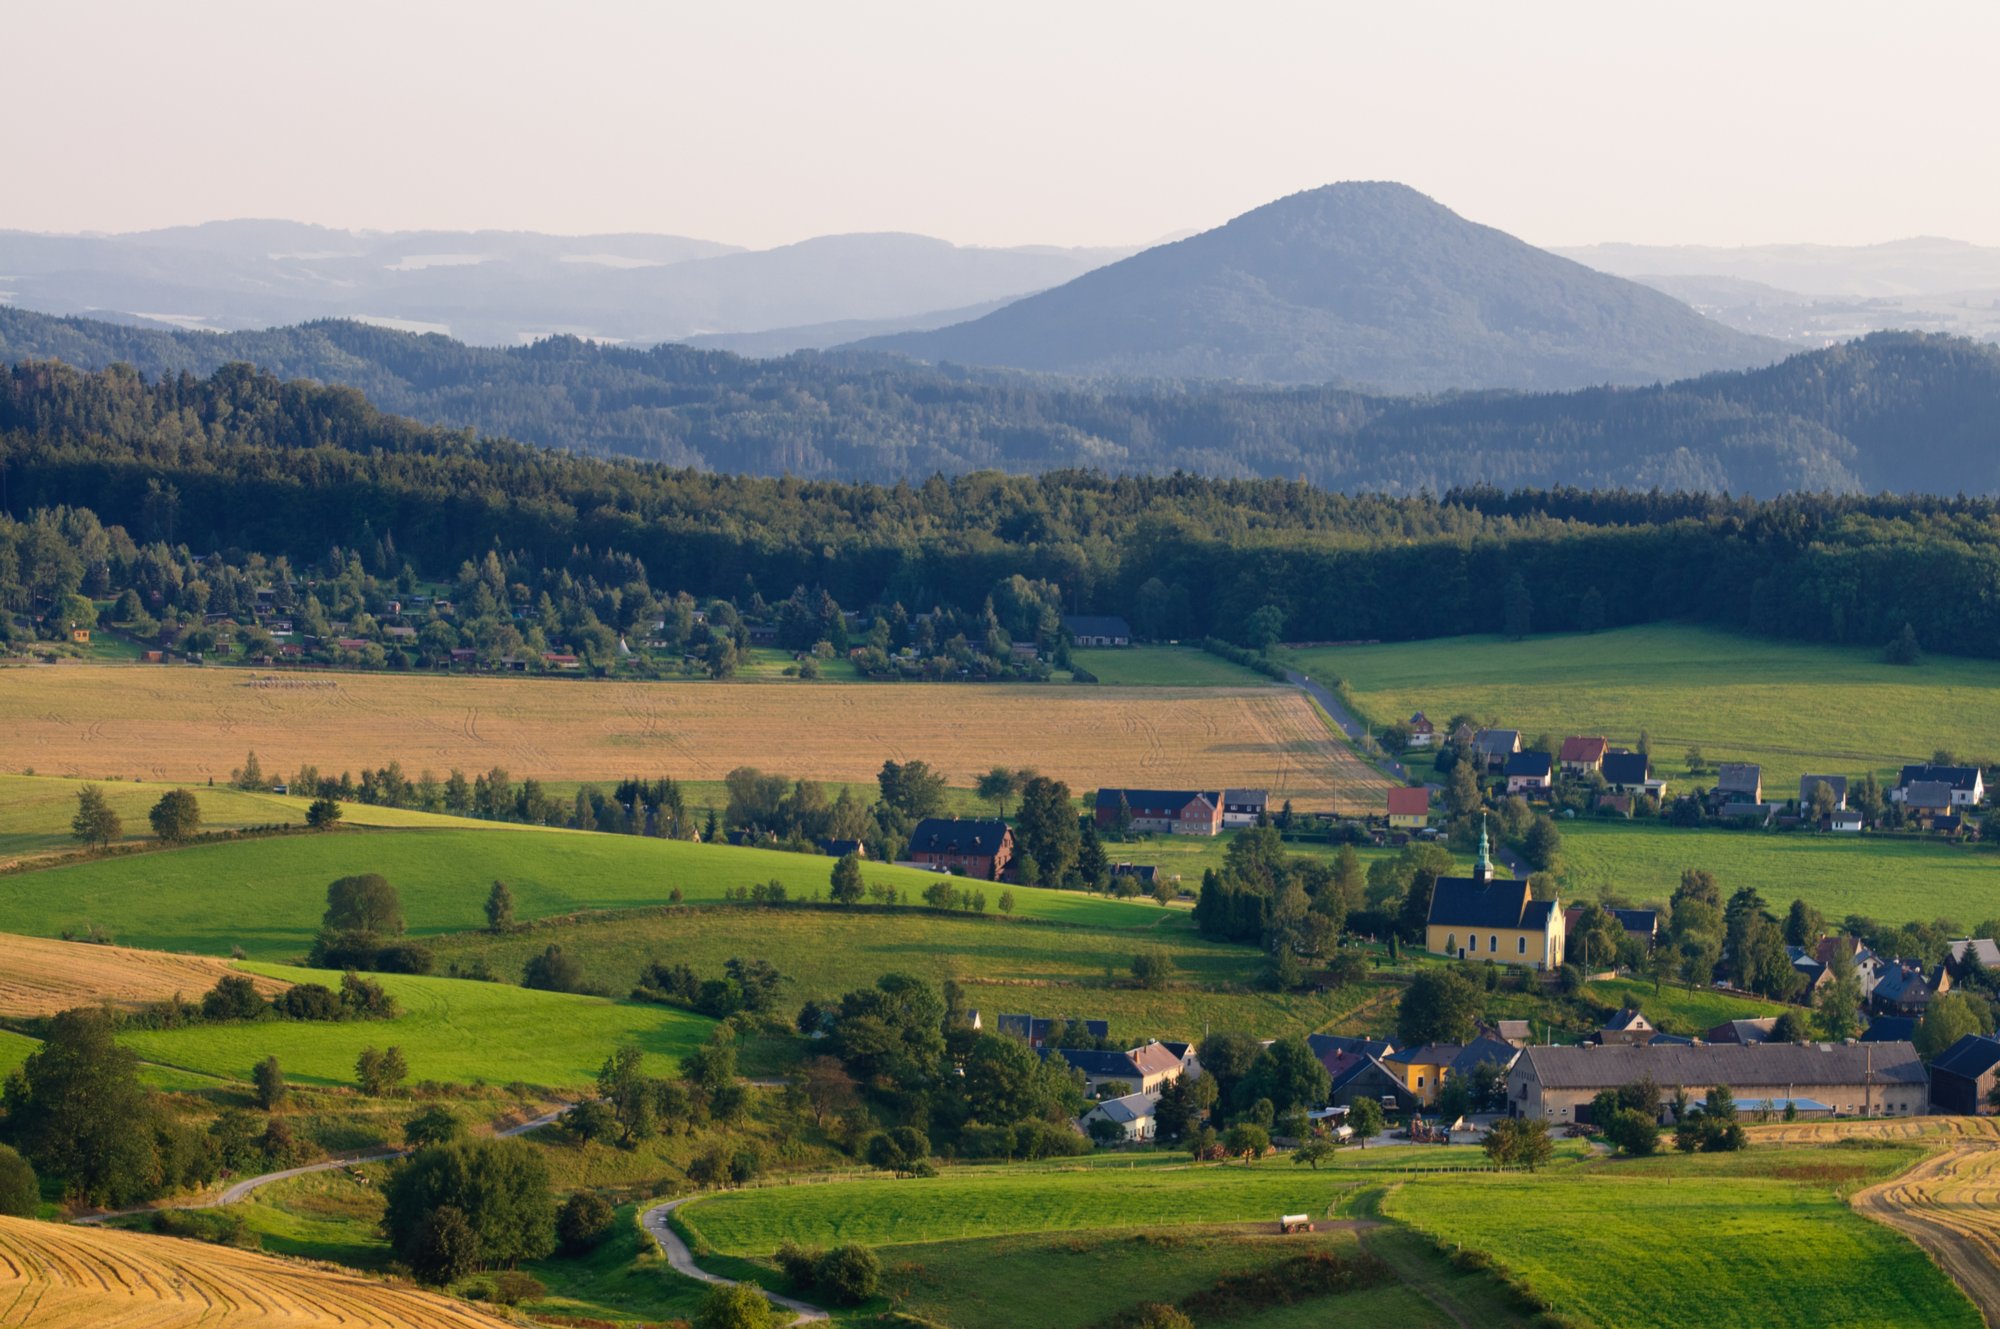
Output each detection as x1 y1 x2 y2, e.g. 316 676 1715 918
1475 813 1492 882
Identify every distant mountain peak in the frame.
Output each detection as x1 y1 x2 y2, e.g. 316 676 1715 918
856 182 1785 393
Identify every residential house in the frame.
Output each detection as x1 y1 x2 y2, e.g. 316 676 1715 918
1158 1041 1201 1077
1079 1091 1158 1142
997 1015 1108 1049
1950 939 2000 973
1929 1035 2000 1115
1862 1016 1918 1044
1386 786 1431 829
1380 1037 1521 1108
1470 729 1522 772
68 627 91 644
1093 788 1222 837
1062 615 1132 647
1407 713 1437 748
907 818 1015 880
1902 781 1957 828
1448 722 1477 750
1706 1018 1778 1045
1599 1007 1656 1046
1894 764 1985 807
1610 909 1659 947
1491 1020 1533 1048
1710 763 1763 810
817 838 866 859
1798 774 1849 810
1827 810 1864 833
1307 1035 1418 1113
1110 862 1158 888
1424 823 1564 970
1601 750 1665 800
1216 789 1269 829
1559 736 1609 776
1505 750 1554 796
1506 1042 1930 1123
1595 793 1633 818
1873 960 1951 1016
1045 1043 1185 1096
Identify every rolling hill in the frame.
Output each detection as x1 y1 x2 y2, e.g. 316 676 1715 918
858 182 1786 391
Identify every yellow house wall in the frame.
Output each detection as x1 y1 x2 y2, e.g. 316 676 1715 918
1392 1060 1449 1106
1427 918 1563 970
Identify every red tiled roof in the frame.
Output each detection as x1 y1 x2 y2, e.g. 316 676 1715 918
1386 787 1430 816
1559 736 1609 763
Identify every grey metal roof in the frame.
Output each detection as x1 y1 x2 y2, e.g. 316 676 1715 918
1715 762 1762 793
1515 1041 1927 1090
1088 1091 1158 1124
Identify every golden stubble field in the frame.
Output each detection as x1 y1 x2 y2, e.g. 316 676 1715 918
0 932 286 1018
0 666 1390 811
0 1215 515 1328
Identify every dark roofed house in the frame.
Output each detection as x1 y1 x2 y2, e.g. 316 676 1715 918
1505 750 1554 796
999 1014 1108 1049
1710 763 1762 809
1471 728 1522 771
1600 750 1658 797
1217 789 1268 828
1600 1007 1656 1046
817 838 866 859
1874 961 1951 1016
1110 862 1158 887
1610 908 1659 946
1508 1042 1929 1123
1492 1020 1532 1047
1895 764 1986 807
1063 615 1133 648
1094 788 1222 837
1861 1016 1918 1044
907 817 1014 881
1706 1018 1778 1045
1930 1035 2000 1115
1798 774 1849 810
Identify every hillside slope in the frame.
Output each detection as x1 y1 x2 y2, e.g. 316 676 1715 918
860 183 1785 391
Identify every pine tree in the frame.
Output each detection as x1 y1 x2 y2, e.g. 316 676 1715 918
485 880 515 932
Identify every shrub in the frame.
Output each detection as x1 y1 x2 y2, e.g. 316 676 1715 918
557 1191 617 1254
488 1270 547 1306
274 983 341 1021
523 944 588 993
200 975 267 1022
694 1282 778 1329
0 1146 38 1217
403 1106 462 1148
252 1056 285 1110
813 1243 882 1305
561 1099 620 1143
150 1207 258 1248
775 1238 824 1288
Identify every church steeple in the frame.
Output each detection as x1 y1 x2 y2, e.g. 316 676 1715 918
1474 813 1492 883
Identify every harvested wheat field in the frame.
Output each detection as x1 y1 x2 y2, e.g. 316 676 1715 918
1851 1144 2000 1325
0 933 285 1018
0 665 1390 811
0 1215 511 1328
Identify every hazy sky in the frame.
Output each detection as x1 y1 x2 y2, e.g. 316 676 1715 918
11 1 2000 250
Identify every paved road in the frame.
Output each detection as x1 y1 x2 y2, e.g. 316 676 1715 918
1285 669 1409 782
81 1102 571 1222
643 1198 828 1321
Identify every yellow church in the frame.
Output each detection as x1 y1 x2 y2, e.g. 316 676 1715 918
1424 819 1564 971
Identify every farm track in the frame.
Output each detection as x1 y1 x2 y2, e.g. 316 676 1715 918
1852 1144 2000 1327
0 666 1386 810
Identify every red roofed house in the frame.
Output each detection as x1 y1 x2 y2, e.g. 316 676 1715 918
1387 786 1431 829
1559 736 1609 776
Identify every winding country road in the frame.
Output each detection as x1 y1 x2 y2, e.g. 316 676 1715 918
80 1102 571 1222
1285 668 1409 782
643 1198 828 1321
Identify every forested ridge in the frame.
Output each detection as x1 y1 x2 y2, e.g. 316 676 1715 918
5 305 2000 495
9 358 2000 657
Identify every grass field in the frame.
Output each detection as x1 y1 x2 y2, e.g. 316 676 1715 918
1284 622 2000 790
0 1213 516 1329
679 1147 1534 1254
118 963 713 1089
0 825 1169 960
1382 1146 1980 1329
1555 819 2000 925
1070 645 1276 687
0 664 1384 809
428 903 1381 1043
0 931 286 1017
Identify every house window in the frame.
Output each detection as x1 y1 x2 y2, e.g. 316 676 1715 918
1518 936 1527 954
1417 1075 1426 1089
1490 935 1498 952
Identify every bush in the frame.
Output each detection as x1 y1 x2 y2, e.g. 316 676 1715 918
523 944 589 993
694 1282 778 1329
488 1270 547 1306
813 1243 882 1305
150 1207 258 1248
557 1191 616 1253
0 1146 38 1217
274 983 341 1021
200 975 267 1022
775 1238 824 1288
403 1106 461 1148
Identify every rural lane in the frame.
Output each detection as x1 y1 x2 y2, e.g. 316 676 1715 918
1284 669 1408 782
643 1198 829 1321
1850 1143 2000 1326
79 1102 571 1222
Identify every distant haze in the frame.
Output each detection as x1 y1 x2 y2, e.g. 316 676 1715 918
7 1 2000 250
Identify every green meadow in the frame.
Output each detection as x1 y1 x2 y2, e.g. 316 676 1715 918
428 904 1380 1043
118 963 712 1089
1554 820 2000 925
1070 645 1276 687
1284 622 2000 789
0 825 1166 959
1382 1146 1979 1329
